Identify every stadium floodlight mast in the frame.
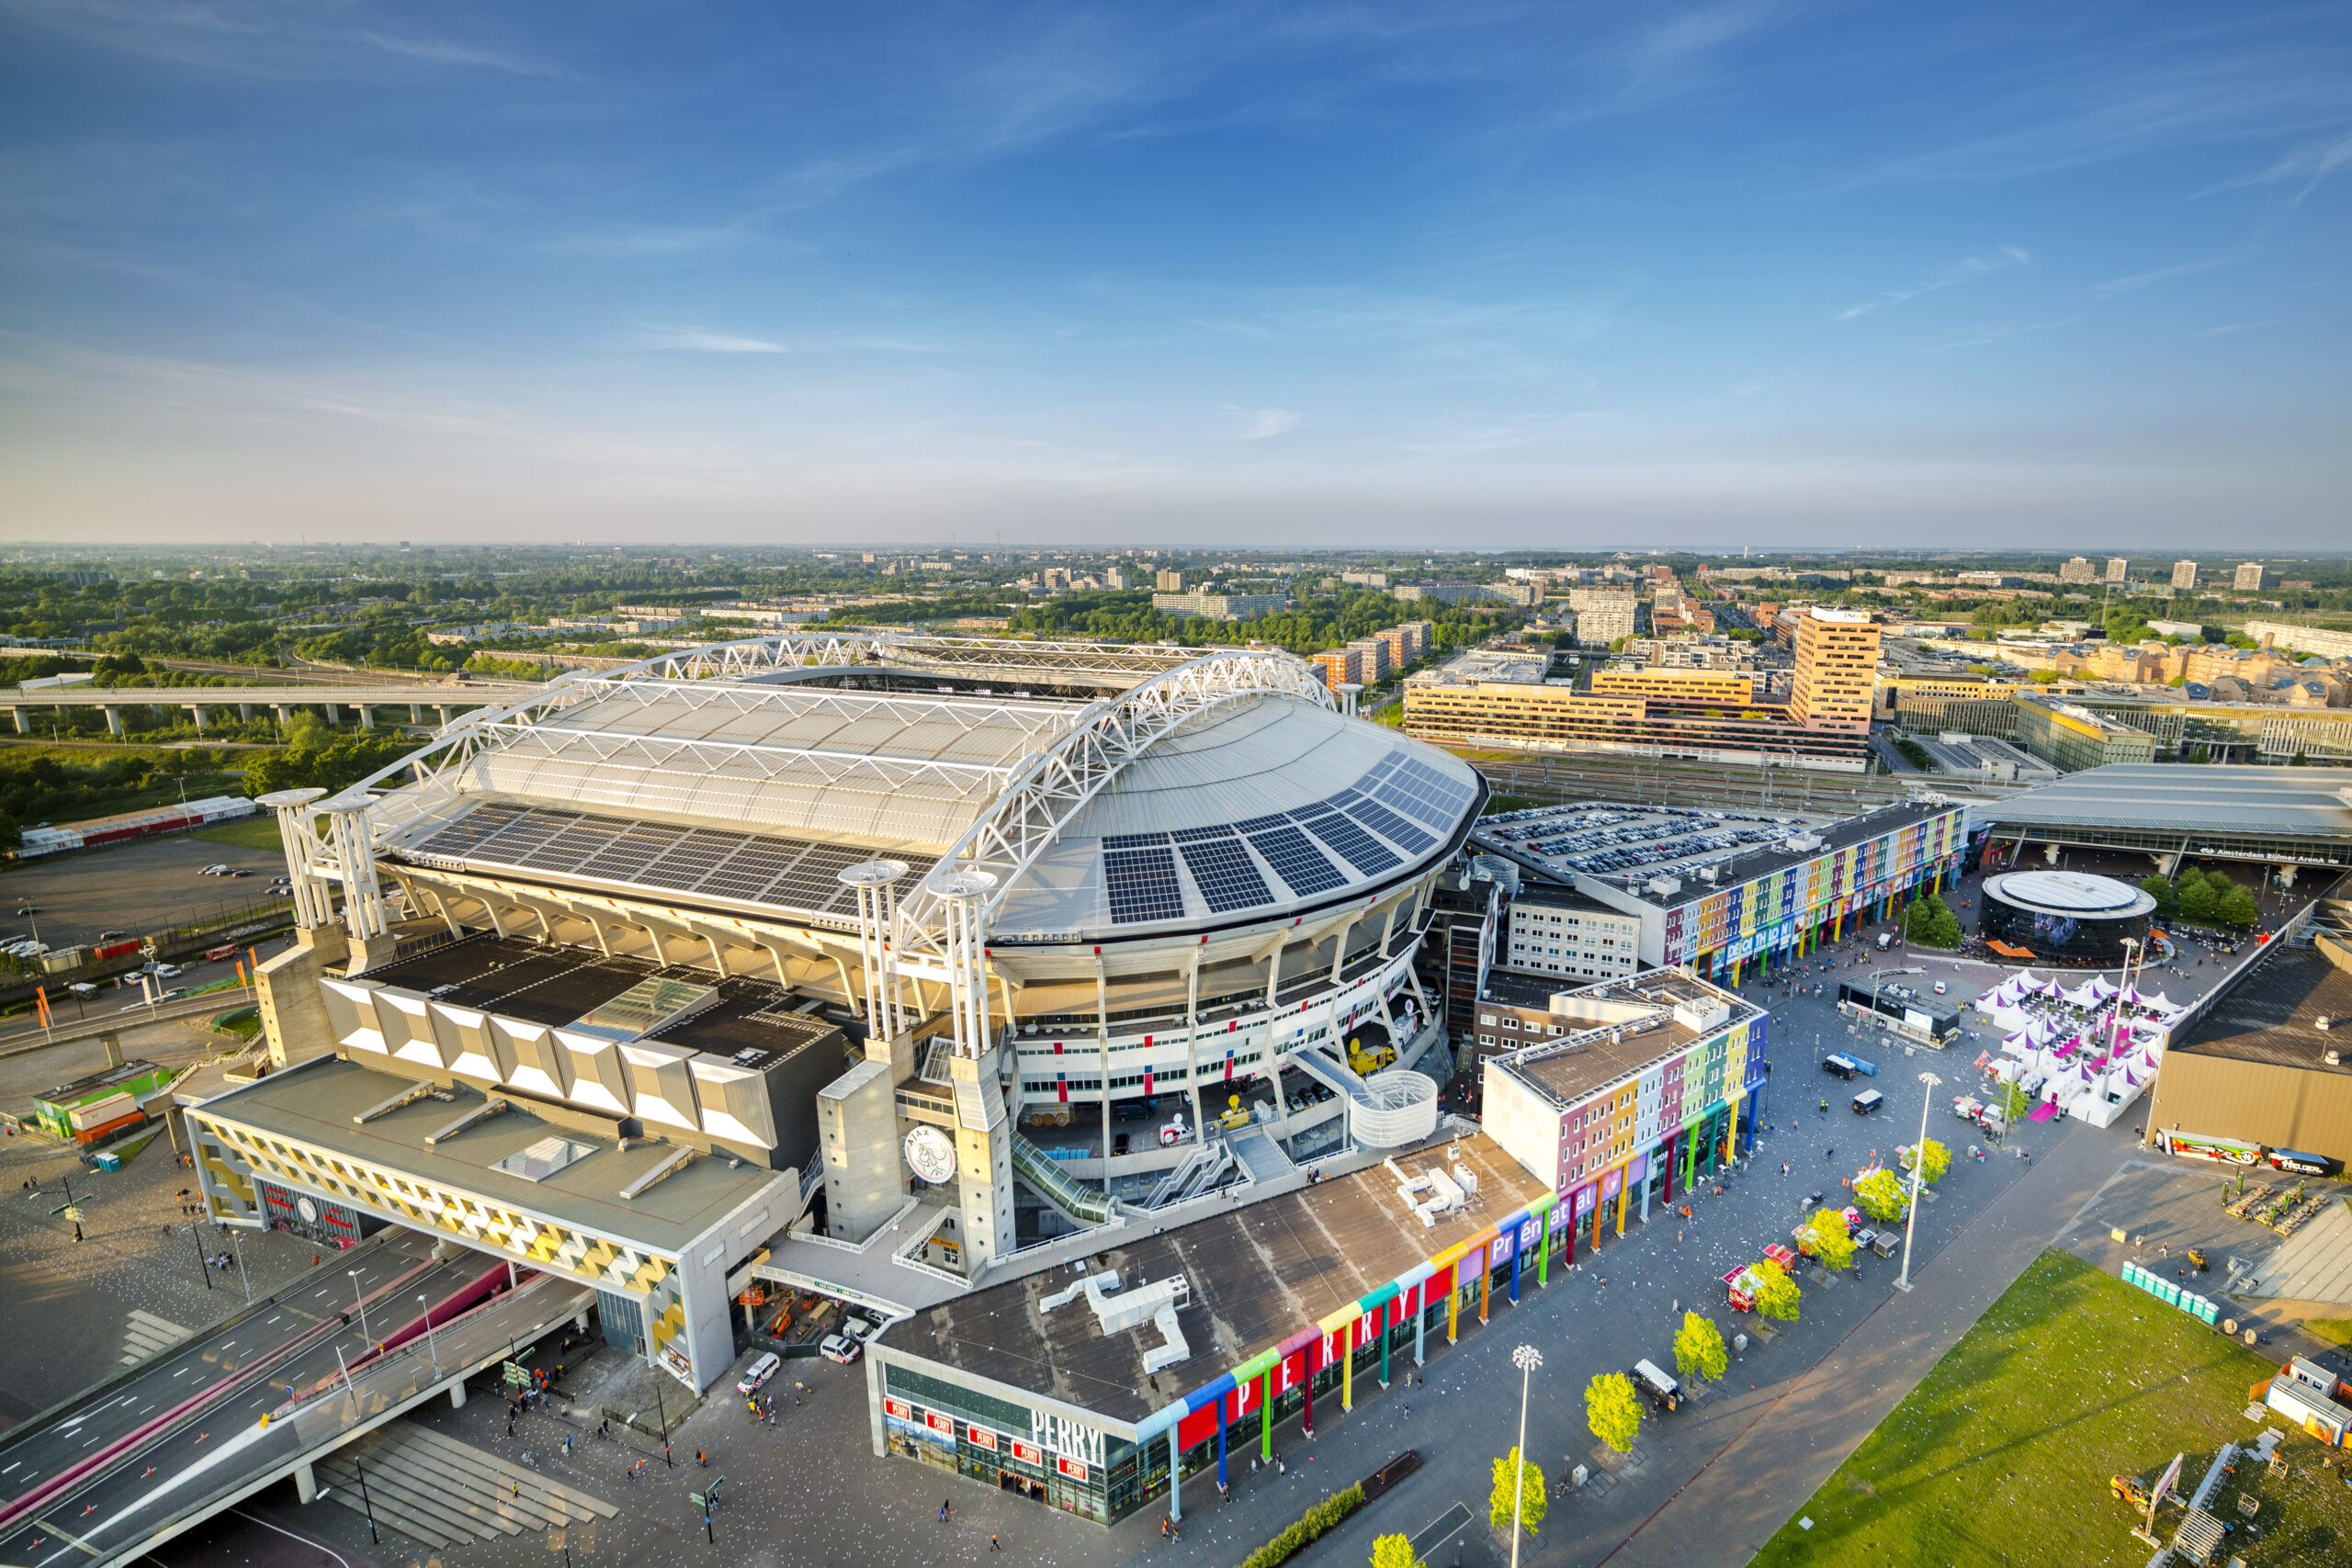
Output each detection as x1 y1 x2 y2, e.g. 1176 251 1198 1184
1896 1071 1941 1292
1510 1344 1543 1568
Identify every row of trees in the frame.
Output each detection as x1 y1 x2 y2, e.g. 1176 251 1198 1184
2137 867 2261 929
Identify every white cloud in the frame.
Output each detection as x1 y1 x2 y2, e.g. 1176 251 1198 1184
639 328 788 355
1838 247 2030 320
2091 257 2232 298
2199 132 2352 205
1227 407 1302 440
1924 315 2079 353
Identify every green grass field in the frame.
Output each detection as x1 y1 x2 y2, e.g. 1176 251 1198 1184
1751 1249 2352 1568
189 815 282 851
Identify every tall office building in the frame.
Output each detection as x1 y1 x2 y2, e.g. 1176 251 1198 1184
2172 560 2199 591
2106 557 2130 583
1788 608 1882 732
2060 557 2097 583
1154 568 1187 592
2233 562 2265 591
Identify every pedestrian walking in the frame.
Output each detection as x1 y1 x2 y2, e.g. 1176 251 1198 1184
940 1499 952 1523
696 1449 708 1468
990 1533 1002 1551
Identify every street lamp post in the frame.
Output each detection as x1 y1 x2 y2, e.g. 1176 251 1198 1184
419 1293 440 1373
1509 1344 1542 1568
1896 1071 1941 1292
348 1269 373 1353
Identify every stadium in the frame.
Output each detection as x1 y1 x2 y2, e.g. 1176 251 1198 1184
198 633 1484 1384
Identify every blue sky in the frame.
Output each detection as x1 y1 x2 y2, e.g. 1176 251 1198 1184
2 2 2346 547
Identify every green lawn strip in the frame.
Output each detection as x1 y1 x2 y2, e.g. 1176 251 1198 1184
188 816 283 852
2304 1321 2352 1349
1751 1249 2352 1568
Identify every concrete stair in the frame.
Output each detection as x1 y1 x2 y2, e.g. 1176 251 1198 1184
313 1422 616 1549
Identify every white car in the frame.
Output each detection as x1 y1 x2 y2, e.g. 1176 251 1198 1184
198 864 231 876
736 1350 781 1393
1932 981 1948 995
820 1333 861 1365
841 1314 880 1343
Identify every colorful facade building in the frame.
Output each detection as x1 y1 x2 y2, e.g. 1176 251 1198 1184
1473 798 1971 984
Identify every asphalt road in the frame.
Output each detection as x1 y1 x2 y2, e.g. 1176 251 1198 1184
2 1235 503 1567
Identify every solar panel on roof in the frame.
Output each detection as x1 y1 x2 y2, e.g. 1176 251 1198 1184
1174 832 1274 913
400 803 936 918
1102 830 1171 850
1374 778 1450 828
1103 843 1186 923
1347 796 1436 854
1291 806 1401 874
1232 813 1293 836
1242 824 1346 897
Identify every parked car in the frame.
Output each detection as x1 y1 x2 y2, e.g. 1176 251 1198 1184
737 1351 781 1393
198 864 230 876
1630 1359 1682 1413
820 1333 861 1365
1932 981 1948 995
841 1315 881 1343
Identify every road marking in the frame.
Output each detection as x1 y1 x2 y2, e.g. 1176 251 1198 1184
34 1518 100 1557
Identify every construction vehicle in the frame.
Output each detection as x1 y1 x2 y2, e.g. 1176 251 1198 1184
2186 1248 2210 1274
1346 1033 1396 1077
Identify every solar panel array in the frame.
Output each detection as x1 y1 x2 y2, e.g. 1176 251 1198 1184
399 800 935 919
1170 825 1275 914
1093 750 1480 924
1101 832 1187 924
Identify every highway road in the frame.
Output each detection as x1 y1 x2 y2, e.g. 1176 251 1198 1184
0 1232 511 1565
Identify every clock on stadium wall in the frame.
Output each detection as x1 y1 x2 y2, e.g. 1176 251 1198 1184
903 1125 956 1185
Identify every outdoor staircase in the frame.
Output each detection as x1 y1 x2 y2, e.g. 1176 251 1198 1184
311 1422 616 1551
1144 1138 1241 1209
1227 1128 1296 1183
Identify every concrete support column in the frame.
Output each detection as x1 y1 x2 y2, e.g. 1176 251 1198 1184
449 1380 468 1408
8 707 22 734
103 705 122 736
187 705 206 734
238 704 254 722
1168 1426 1182 1522
436 705 451 725
410 704 424 723
326 704 344 727
101 1032 122 1067
272 705 288 726
356 705 375 730
295 1461 318 1504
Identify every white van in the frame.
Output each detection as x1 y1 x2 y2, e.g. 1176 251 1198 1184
1852 1089 1885 1116
1631 1359 1682 1412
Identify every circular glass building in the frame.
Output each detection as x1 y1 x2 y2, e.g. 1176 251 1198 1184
1980 870 2155 964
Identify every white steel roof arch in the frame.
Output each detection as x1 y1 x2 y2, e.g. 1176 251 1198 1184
892 647 1335 965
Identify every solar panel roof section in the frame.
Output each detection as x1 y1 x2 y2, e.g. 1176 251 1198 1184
1172 829 1275 913
1345 795 1437 854
398 801 936 919
1239 823 1347 897
1290 804 1403 875
1102 842 1187 924
1102 830 1172 850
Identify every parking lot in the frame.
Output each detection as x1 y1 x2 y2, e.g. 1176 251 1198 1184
0 832 288 953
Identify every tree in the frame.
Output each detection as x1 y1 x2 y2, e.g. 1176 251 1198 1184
1996 1080 2029 1125
1914 1136 1951 1186
2216 884 2260 929
2178 875 2220 924
1854 1168 1908 1224
1371 1535 1424 1568
2139 874 2177 918
1673 1311 1728 1384
1585 1373 1643 1455
1803 1206 1857 1270
1490 1447 1548 1535
0 807 17 852
1749 1258 1801 1322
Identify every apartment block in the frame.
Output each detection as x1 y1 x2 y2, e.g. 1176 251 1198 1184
1154 568 1188 592
1564 588 1638 648
1787 608 1882 732
2107 557 2130 582
1309 646 1364 692
1498 883 1643 983
2234 562 2266 591
2059 557 2098 582
2172 559 2199 590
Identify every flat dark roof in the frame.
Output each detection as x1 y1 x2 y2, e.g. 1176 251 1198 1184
889 1131 1547 1427
1505 883 1632 916
191 1055 790 1256
1484 971 1759 1107
2171 942 2352 1077
1988 764 2352 843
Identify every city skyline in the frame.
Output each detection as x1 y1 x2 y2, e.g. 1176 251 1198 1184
3 2 2346 546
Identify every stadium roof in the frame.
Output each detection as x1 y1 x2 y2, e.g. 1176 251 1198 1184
352 632 1484 948
1984 764 2352 843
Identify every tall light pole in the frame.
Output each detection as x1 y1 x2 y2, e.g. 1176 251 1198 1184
348 1269 374 1353
1896 1071 1941 1292
419 1293 440 1373
1509 1344 1542 1568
